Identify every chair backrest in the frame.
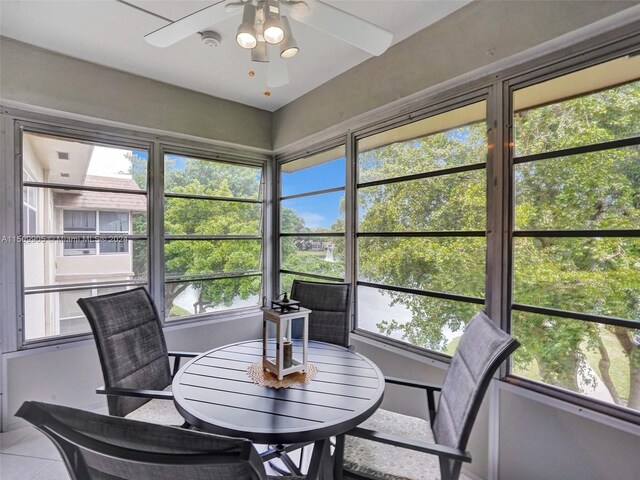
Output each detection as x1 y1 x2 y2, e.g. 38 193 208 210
77 287 172 417
433 311 519 451
16 401 266 480
290 280 351 347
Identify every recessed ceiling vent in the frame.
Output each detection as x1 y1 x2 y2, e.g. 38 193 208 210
57 152 69 160
60 173 70 178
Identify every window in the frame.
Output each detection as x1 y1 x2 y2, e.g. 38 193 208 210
278 145 346 294
22 172 38 234
163 153 263 319
355 101 488 356
21 132 149 341
62 210 129 255
509 54 640 413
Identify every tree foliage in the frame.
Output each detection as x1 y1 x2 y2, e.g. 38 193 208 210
358 81 639 409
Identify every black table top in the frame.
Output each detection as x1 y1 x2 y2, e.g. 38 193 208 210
172 339 385 444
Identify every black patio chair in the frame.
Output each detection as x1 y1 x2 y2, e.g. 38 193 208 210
290 280 351 348
339 310 520 480
77 287 198 426
16 401 307 480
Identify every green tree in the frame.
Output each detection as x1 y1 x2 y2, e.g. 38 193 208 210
358 81 640 409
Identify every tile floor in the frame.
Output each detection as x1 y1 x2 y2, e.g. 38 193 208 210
0 423 472 479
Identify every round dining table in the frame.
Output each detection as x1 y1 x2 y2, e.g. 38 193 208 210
172 339 385 446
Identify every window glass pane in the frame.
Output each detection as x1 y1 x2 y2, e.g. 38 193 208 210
511 311 640 411
63 238 97 256
513 56 640 157
513 237 640 320
99 211 129 232
165 240 261 277
515 147 640 231
25 188 146 235
59 289 91 319
357 102 486 184
24 285 142 341
281 191 345 234
99 238 129 254
166 277 261 319
22 132 148 190
282 146 345 196
63 210 96 232
24 240 148 288
359 237 485 298
358 169 486 232
357 286 477 355
164 154 262 199
165 198 262 236
281 236 344 279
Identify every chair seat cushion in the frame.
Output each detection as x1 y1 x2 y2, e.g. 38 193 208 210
124 386 185 426
344 408 441 480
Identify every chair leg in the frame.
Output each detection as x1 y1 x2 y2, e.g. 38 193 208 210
333 434 345 480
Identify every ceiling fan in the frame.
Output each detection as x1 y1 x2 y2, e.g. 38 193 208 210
144 0 393 88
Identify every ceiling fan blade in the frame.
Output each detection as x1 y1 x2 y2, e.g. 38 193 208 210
283 0 393 56
267 56 290 88
145 1 240 48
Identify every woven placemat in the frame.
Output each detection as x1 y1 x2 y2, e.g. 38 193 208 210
247 361 318 389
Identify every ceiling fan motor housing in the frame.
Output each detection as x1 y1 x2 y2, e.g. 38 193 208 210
201 31 222 47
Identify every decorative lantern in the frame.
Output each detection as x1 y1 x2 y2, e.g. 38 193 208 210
262 303 310 381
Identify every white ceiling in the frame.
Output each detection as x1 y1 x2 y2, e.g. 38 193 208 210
0 0 472 111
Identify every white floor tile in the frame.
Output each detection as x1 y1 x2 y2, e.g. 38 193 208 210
0 453 52 480
1 430 63 461
32 461 71 480
0 426 35 452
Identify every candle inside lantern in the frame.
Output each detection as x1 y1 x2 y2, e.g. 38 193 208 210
283 338 293 369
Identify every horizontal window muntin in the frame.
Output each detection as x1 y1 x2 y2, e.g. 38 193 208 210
164 234 261 241
358 161 486 189
164 192 261 204
281 232 345 237
22 181 147 196
280 269 344 283
513 230 639 237
358 231 485 237
512 135 640 165
280 185 345 201
358 281 485 305
25 279 148 295
512 303 640 331
165 271 262 284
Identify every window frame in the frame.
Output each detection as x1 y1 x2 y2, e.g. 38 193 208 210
352 94 491 359
160 145 267 324
502 49 640 425
276 140 349 296
7 117 270 350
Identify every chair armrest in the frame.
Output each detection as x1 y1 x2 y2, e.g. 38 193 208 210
96 386 173 400
168 351 200 358
168 351 200 377
384 376 442 392
347 427 471 463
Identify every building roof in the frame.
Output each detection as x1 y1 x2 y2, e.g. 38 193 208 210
54 176 146 212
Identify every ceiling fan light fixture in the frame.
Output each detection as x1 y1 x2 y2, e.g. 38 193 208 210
262 0 285 44
279 16 298 58
236 3 258 49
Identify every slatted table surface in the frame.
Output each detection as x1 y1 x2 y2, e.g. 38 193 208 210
172 339 385 444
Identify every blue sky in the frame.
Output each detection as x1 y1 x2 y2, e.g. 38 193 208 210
282 158 346 229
